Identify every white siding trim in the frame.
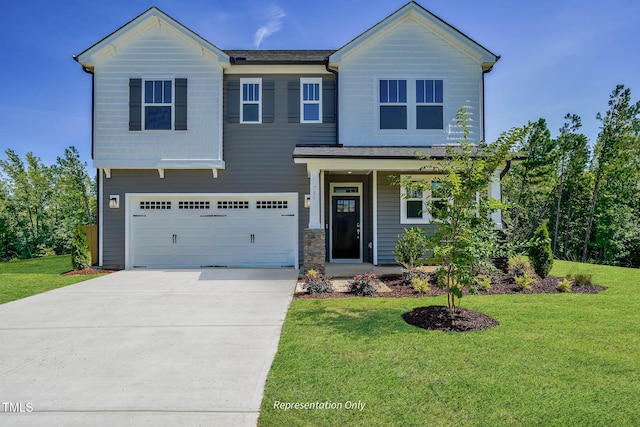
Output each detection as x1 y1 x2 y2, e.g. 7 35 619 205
98 170 104 267
373 170 378 265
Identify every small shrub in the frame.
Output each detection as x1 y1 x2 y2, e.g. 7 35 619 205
509 256 532 278
393 227 428 268
557 278 572 293
572 274 593 287
400 267 429 286
301 269 335 294
528 221 553 278
476 275 492 292
348 272 380 296
71 225 91 271
411 277 430 294
514 272 536 292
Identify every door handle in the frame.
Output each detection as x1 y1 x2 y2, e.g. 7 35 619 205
356 222 360 240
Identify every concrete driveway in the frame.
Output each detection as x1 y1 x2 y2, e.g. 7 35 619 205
0 269 297 426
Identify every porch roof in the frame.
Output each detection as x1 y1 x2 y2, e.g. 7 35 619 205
292 145 455 160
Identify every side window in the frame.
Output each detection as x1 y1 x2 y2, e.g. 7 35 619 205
416 79 444 130
300 78 322 123
379 79 407 129
241 78 262 123
400 175 447 224
144 80 173 130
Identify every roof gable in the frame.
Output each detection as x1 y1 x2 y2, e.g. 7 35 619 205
75 7 229 69
329 1 498 71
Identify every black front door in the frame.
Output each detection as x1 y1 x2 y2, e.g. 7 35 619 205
331 196 360 260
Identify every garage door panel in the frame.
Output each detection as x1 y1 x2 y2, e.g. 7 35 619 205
129 194 297 269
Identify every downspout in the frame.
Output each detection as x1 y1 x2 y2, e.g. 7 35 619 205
325 57 339 145
73 55 99 264
481 55 500 142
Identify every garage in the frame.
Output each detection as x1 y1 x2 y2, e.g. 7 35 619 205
126 193 298 269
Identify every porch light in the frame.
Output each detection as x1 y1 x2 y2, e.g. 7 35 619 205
304 194 311 208
109 195 120 209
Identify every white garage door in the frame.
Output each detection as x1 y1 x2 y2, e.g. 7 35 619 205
128 194 298 269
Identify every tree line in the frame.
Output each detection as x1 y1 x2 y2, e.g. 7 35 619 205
503 84 640 267
0 146 96 261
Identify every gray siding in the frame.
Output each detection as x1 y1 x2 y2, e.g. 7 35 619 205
376 172 436 264
101 73 337 268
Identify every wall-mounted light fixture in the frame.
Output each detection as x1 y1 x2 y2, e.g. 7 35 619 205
109 195 120 209
304 194 311 208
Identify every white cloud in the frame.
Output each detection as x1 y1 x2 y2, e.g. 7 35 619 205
254 5 286 49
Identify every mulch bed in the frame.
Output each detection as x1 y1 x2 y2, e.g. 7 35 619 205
296 273 607 332
403 306 499 332
62 268 117 276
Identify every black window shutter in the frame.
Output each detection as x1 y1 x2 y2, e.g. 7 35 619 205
288 81 300 123
323 79 335 123
262 81 275 123
174 78 187 130
227 81 240 123
129 79 142 131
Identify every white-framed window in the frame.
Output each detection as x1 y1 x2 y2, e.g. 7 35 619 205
416 79 444 129
240 78 262 123
300 78 322 123
400 175 446 224
143 79 173 130
379 79 407 129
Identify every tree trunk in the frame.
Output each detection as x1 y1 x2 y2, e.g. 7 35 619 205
582 172 602 262
552 152 566 256
563 192 574 259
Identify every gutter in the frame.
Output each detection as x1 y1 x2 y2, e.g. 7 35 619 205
324 57 339 145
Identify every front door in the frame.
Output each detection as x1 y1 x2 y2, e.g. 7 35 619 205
331 196 360 260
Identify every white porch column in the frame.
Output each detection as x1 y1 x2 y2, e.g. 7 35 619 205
308 166 322 229
489 170 502 229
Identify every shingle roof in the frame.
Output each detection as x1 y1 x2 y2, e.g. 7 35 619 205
225 50 336 64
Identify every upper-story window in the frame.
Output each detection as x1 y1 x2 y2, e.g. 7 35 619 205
379 79 407 129
416 79 444 129
300 78 322 123
144 80 173 130
241 78 262 123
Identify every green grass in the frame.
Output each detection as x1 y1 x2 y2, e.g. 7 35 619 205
0 255 106 305
259 261 640 426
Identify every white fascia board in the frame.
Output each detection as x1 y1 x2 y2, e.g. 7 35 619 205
93 159 226 169
294 158 443 173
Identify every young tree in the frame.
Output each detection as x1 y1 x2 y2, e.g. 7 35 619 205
400 108 528 310
529 221 553 278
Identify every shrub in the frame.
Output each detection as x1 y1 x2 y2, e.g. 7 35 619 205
572 274 593 287
348 272 380 296
71 225 91 271
514 272 536 292
557 278 573 293
400 267 429 286
393 227 428 268
301 269 335 294
528 221 553 278
475 275 492 292
509 256 532 278
411 277 430 294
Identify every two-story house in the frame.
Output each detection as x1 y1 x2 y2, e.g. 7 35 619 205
75 1 501 270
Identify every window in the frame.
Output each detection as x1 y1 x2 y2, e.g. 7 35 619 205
144 80 173 130
416 79 444 129
300 78 322 123
241 78 262 123
379 79 407 129
400 175 446 224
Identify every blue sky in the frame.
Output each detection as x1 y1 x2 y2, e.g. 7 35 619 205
1 0 639 167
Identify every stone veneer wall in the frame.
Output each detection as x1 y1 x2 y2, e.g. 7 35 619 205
303 229 326 274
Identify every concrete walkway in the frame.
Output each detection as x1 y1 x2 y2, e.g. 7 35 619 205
0 269 297 426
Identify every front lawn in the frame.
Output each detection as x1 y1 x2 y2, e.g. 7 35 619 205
0 255 106 305
259 261 640 426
